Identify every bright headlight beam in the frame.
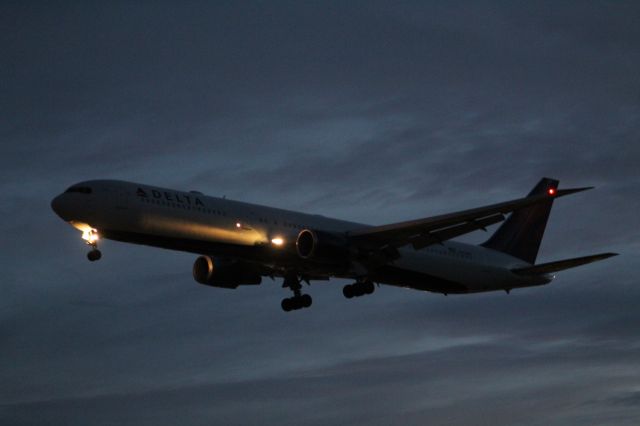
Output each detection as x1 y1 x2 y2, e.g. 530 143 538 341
271 237 284 246
81 228 99 243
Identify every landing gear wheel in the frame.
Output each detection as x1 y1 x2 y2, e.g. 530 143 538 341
281 295 312 312
301 294 312 308
364 281 375 294
343 284 354 299
281 298 293 312
87 249 102 262
344 280 375 299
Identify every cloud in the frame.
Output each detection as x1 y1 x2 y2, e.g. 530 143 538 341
4 335 640 426
1 1 639 425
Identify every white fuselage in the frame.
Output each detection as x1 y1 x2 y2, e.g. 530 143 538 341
51 180 552 294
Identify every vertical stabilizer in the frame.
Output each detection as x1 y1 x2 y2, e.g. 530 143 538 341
481 178 559 263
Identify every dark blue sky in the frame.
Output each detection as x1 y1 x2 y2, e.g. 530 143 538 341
1 2 639 425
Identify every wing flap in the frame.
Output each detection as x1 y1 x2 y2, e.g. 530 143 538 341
410 213 505 250
511 252 618 275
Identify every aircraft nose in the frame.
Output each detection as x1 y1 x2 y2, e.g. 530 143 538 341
51 194 68 220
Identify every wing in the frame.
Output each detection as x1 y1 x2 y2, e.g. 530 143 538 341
348 186 591 252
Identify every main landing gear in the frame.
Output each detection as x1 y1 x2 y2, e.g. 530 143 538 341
281 272 313 312
82 228 102 262
343 280 375 299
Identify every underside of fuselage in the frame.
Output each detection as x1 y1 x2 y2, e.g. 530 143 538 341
101 228 542 295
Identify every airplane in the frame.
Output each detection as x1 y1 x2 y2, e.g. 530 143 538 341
51 178 617 312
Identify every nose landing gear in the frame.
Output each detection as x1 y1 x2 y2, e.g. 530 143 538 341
82 228 102 262
87 249 102 261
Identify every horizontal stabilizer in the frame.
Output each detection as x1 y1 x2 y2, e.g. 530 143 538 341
554 186 594 196
512 252 618 275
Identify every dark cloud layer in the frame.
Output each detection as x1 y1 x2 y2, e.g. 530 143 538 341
1 2 639 425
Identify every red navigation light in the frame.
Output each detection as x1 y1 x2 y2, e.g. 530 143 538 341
548 188 556 196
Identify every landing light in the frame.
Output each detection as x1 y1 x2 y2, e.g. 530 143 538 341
271 237 284 246
82 228 99 244
236 222 242 228
548 188 556 195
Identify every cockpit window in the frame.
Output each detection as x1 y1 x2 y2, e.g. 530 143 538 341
65 186 92 194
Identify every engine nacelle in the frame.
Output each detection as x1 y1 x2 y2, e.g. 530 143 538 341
296 229 349 264
192 256 262 288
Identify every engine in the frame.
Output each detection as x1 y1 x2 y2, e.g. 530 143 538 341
192 256 262 288
296 229 350 264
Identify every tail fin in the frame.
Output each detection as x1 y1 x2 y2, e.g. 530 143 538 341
481 178 559 263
